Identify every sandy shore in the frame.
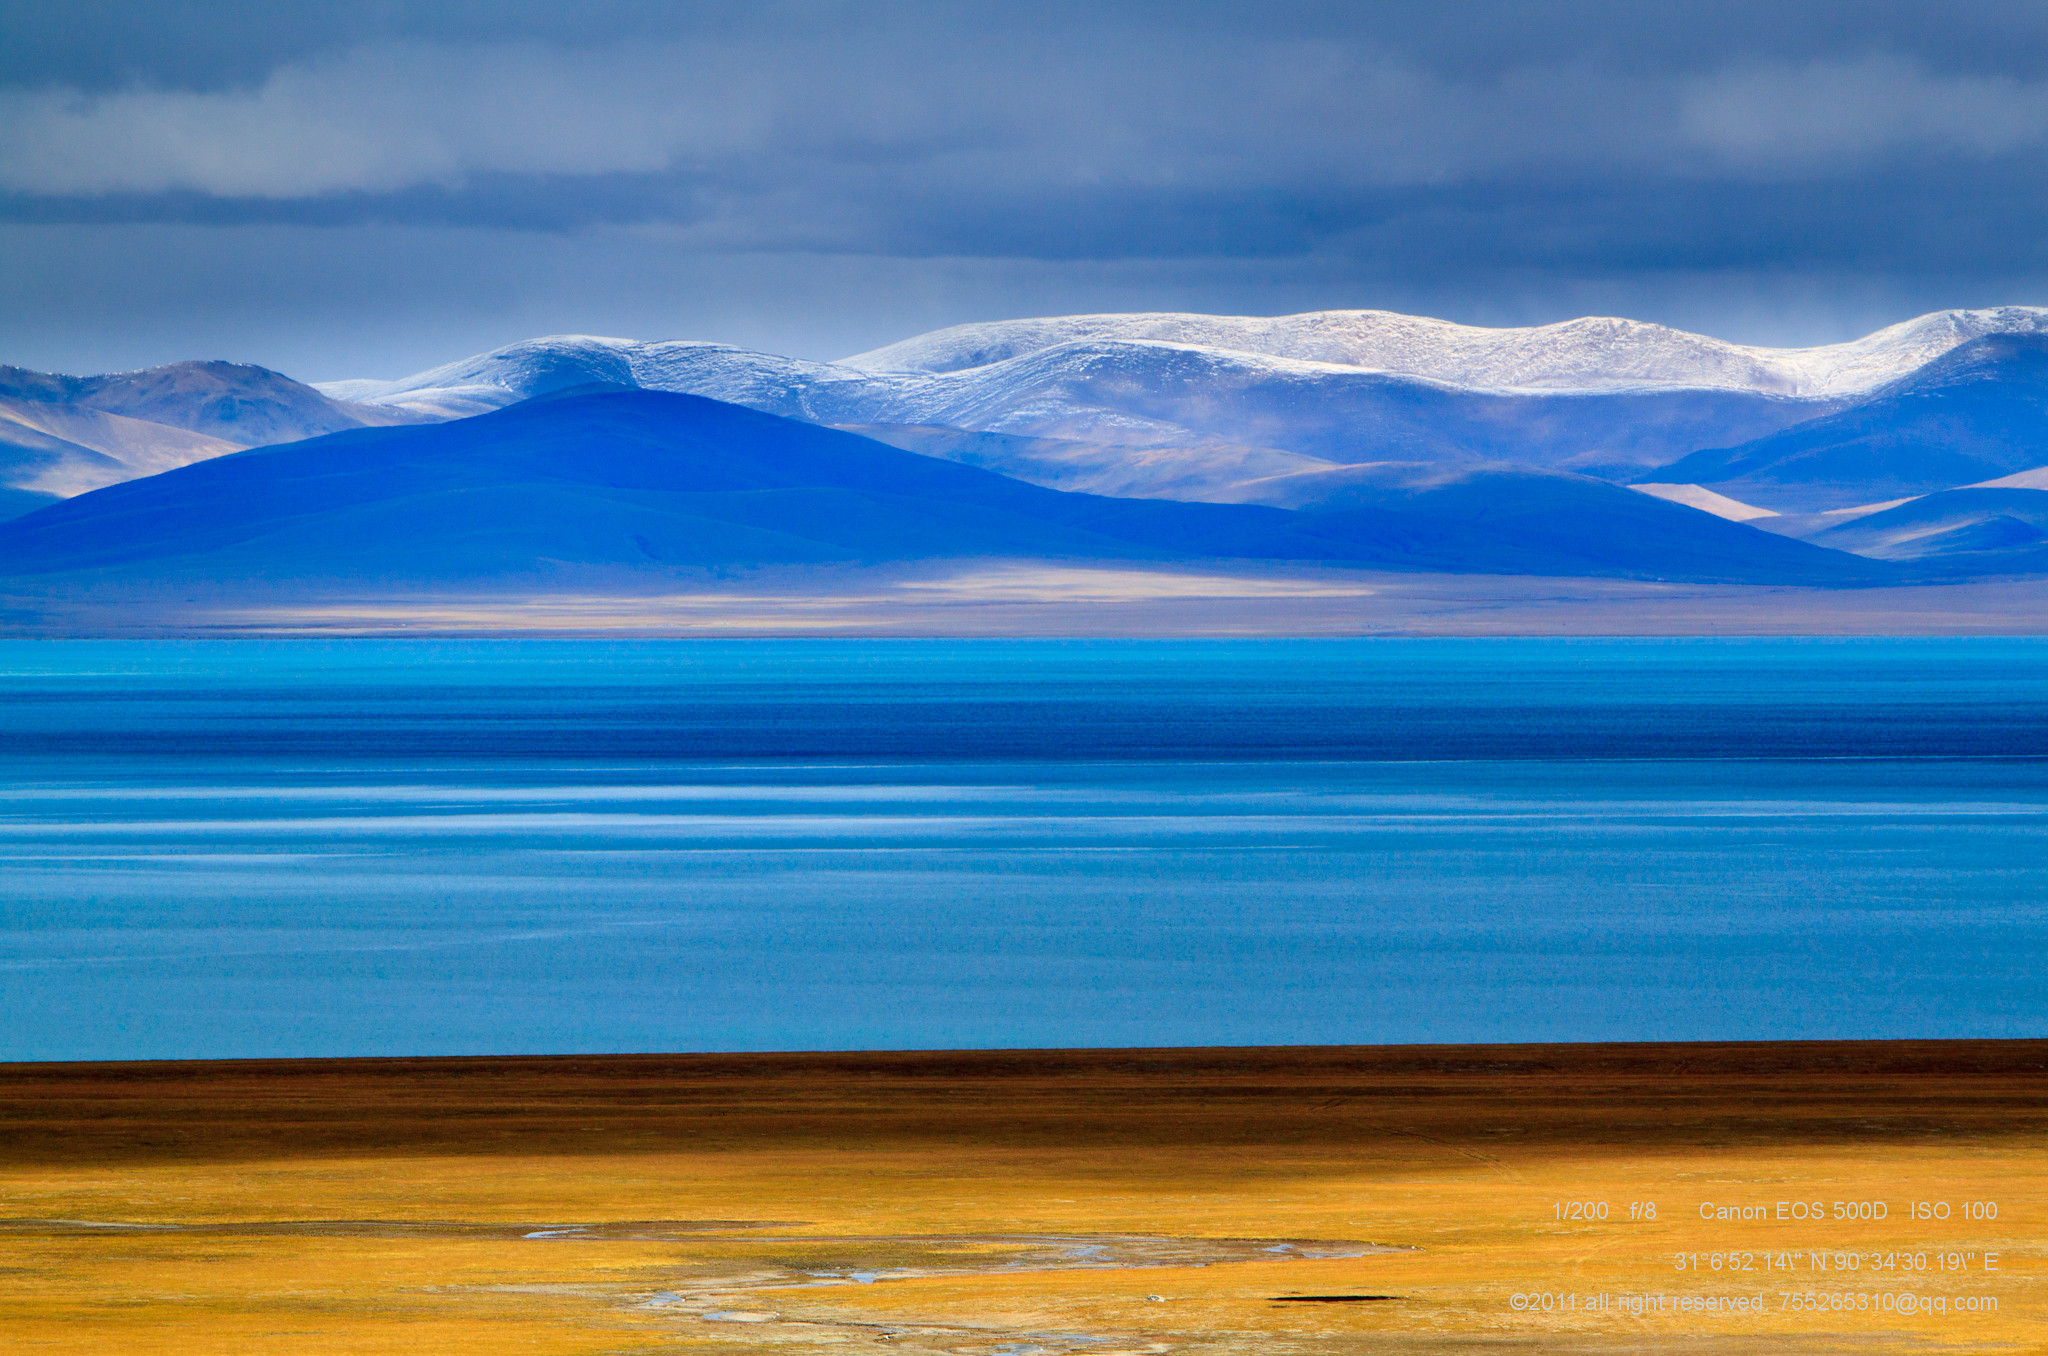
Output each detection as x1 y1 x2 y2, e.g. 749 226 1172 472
1 1041 2040 1354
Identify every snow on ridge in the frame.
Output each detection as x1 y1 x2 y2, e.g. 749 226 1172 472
312 378 391 403
318 307 2048 422
838 307 2048 397
315 334 910 418
307 306 2048 452
294 322 1938 499
315 335 644 403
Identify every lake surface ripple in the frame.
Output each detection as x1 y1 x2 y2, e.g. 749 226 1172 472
2 638 2043 1058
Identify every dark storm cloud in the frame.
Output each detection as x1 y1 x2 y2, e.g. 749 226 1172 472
2 1 2046 374
9 2 2048 91
5 3 2048 259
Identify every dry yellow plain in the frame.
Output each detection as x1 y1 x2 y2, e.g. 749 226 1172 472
0 1042 2039 1355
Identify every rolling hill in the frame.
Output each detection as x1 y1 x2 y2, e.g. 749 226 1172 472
0 389 1883 587
325 333 1837 490
16 308 2048 587
1809 487 2048 569
0 360 425 516
835 424 1338 500
314 309 2048 511
842 306 2048 396
1650 335 2048 512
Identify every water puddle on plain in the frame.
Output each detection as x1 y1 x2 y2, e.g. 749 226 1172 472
5 1219 1411 1356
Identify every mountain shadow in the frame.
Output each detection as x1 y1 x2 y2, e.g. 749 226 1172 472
0 389 1890 587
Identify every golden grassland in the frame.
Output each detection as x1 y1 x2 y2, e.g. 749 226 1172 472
0 1041 2040 1355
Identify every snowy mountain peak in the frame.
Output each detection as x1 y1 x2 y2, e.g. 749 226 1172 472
314 336 648 417
839 307 2048 397
303 306 2048 508
316 335 864 420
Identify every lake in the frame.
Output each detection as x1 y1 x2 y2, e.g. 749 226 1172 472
2 638 2044 1059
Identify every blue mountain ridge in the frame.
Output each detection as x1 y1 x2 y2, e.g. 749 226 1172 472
1653 335 2048 511
1808 486 2048 573
0 388 1888 586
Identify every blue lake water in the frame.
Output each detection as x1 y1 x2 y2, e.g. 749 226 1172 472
2 638 2045 1060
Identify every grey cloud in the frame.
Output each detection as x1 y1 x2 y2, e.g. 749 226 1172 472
3 1 2047 378
11 2 2048 92
5 31 2046 210
7 153 2048 280
1677 56 2048 172
0 42 781 196
1 214 2038 378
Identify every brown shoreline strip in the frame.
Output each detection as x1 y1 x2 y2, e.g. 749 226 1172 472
1 1038 2042 1169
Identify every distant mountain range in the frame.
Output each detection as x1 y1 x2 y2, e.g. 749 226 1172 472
839 307 2048 396
312 306 2048 505
0 389 1879 587
0 360 419 517
316 332 1819 489
4 306 2048 590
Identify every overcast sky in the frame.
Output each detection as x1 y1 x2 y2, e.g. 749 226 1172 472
4 0 2048 380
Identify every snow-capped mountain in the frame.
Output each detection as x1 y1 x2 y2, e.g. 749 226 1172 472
841 307 2048 397
321 337 857 421
320 328 1842 493
2 359 420 516
11 306 2046 582
311 306 2048 510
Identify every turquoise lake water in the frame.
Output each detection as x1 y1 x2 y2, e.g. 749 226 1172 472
2 638 2044 1059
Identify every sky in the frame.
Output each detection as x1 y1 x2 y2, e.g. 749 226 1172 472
4 0 2048 381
